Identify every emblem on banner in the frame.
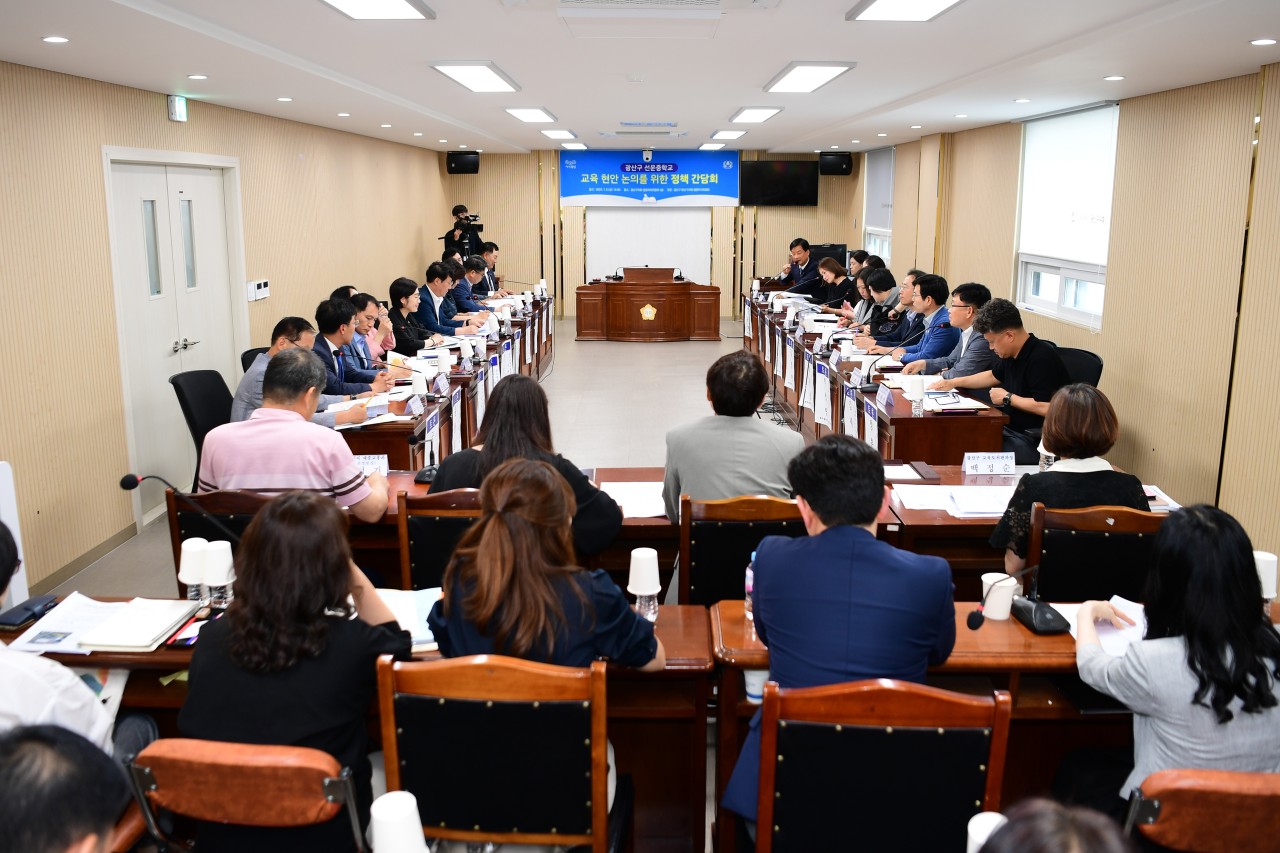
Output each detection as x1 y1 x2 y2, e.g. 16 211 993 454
640 304 657 321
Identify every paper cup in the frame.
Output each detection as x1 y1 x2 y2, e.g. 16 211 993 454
410 373 428 395
743 670 769 705
966 811 1008 853
458 339 474 359
839 340 855 358
368 790 429 853
1255 551 1278 600
627 548 661 596
903 375 926 400
177 538 208 585
203 540 235 587
751 279 760 293
980 572 1018 621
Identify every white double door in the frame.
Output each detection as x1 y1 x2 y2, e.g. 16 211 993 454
110 163 235 518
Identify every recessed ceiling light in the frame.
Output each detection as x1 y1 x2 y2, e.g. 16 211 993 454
1103 75 1125 81
954 114 967 118
765 62 854 94
432 62 519 93
830 145 839 149
1014 98 1031 103
338 112 351 117
319 0 435 20
1251 38 1277 46
380 123 392 128
562 142 587 150
277 97 293 102
458 144 467 148
712 130 746 140
731 107 782 123
438 139 447 143
541 129 576 140
846 0 965 23
42 36 69 44
910 125 922 129
813 149 821 153
506 108 556 123
476 149 483 152
877 133 887 137
187 74 208 81
851 139 861 144
413 132 423 136
700 143 726 151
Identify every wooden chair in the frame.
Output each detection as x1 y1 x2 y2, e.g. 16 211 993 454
165 489 271 595
756 679 1012 853
678 494 804 606
396 488 482 590
1026 502 1167 604
1124 768 1280 853
125 738 366 852
377 654 628 853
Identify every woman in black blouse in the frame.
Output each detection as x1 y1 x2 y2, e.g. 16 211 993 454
388 276 444 356
179 492 411 853
430 375 624 556
990 383 1149 574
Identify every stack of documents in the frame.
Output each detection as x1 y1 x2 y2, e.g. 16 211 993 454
1050 596 1146 657
376 587 442 653
78 598 200 653
923 392 988 412
891 484 1016 518
1143 485 1180 512
335 413 414 431
8 592 125 655
599 481 667 518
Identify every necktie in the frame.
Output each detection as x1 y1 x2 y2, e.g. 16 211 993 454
334 348 345 383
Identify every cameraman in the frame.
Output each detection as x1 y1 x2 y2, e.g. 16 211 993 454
444 204 484 257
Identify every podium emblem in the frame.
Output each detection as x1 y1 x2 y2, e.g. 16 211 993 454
640 303 657 321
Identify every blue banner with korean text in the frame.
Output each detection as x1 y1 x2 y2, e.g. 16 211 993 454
559 150 739 207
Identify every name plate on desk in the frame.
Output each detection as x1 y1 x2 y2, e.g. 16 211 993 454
434 374 450 396
405 395 425 416
963 452 1015 475
863 400 878 450
850 366 862 387
425 410 441 460
875 383 894 409
451 387 463 451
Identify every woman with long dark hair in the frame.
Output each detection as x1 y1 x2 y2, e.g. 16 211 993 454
430 374 623 556
179 491 411 852
1075 505 1280 811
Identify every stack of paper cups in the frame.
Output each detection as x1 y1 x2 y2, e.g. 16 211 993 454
411 372 428 395
177 538 208 590
1255 551 1278 601
627 548 660 596
523 292 534 308
368 790 429 853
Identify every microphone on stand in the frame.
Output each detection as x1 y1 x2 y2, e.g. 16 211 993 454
858 322 929 393
119 474 242 544
966 565 1038 630
410 434 440 485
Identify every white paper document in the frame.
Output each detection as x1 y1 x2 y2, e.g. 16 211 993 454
8 592 127 655
599 481 667 519
948 486 1017 518
328 394 390 413
1052 596 1146 657
79 598 199 653
334 413 414 431
1143 485 1181 512
924 393 988 412
377 587 442 651
883 374 944 389
882 464 921 481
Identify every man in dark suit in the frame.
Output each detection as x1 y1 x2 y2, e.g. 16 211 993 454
312 298 389 397
778 237 821 294
721 434 956 826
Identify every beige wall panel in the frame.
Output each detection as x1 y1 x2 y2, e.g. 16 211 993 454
1043 74 1256 505
0 61 444 586
915 135 943 272
1220 63 1280 552
442 153 541 289
940 123 1021 292
892 141 921 273
538 151 562 304
711 207 737 316
561 206 586 316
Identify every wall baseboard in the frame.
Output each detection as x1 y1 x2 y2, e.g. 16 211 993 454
31 524 136 595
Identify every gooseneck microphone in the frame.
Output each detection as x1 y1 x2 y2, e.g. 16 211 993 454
120 473 242 543
858 323 928 393
966 564 1041 630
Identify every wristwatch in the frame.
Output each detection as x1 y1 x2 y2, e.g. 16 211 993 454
1000 394 1013 409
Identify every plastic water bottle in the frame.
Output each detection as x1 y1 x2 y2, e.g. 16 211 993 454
185 581 206 606
911 395 924 418
208 581 234 610
635 593 659 623
744 551 756 621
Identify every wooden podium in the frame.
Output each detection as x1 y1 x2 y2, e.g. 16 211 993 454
576 268 720 342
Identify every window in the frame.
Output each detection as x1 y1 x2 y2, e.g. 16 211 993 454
1016 105 1118 329
863 146 894 267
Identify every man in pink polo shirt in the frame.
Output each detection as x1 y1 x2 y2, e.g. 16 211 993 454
197 348 390 523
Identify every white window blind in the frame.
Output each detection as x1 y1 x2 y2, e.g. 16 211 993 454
864 147 895 233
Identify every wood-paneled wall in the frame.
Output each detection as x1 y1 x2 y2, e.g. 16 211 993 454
915 135 944 272
939 123 1022 290
442 154 541 289
0 60 446 587
892 141 922 272
1220 63 1280 552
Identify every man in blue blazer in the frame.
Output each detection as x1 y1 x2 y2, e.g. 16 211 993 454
871 274 960 365
312 298 389 397
414 262 485 337
721 435 956 825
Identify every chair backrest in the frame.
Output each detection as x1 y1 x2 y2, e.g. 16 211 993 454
169 370 234 489
757 679 1012 853
240 346 269 372
678 494 804 606
396 489 482 590
1027 502 1166 603
378 654 609 852
166 489 271 595
126 738 365 851
1055 347 1104 386
1125 769 1280 853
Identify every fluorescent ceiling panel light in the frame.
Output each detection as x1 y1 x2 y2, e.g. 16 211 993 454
541 129 576 140
712 130 746 140
433 62 519 93
562 143 587 150
319 0 435 20
700 143 725 150
765 62 853 93
731 107 781 123
846 0 966 22
506 108 556 123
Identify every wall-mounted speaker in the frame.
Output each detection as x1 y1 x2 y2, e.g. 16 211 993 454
819 152 853 176
446 151 480 174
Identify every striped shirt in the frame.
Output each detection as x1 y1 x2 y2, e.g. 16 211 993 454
197 408 372 506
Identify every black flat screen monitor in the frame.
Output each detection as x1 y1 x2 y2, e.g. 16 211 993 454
740 161 819 206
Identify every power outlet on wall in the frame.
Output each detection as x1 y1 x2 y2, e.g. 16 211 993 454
246 279 270 301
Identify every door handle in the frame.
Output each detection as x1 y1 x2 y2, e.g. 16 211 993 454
181 338 200 350
172 340 181 353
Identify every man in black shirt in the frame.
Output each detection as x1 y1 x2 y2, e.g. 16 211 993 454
443 204 484 258
929 298 1070 463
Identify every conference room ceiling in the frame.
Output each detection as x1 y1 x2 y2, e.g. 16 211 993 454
2 0 1276 155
